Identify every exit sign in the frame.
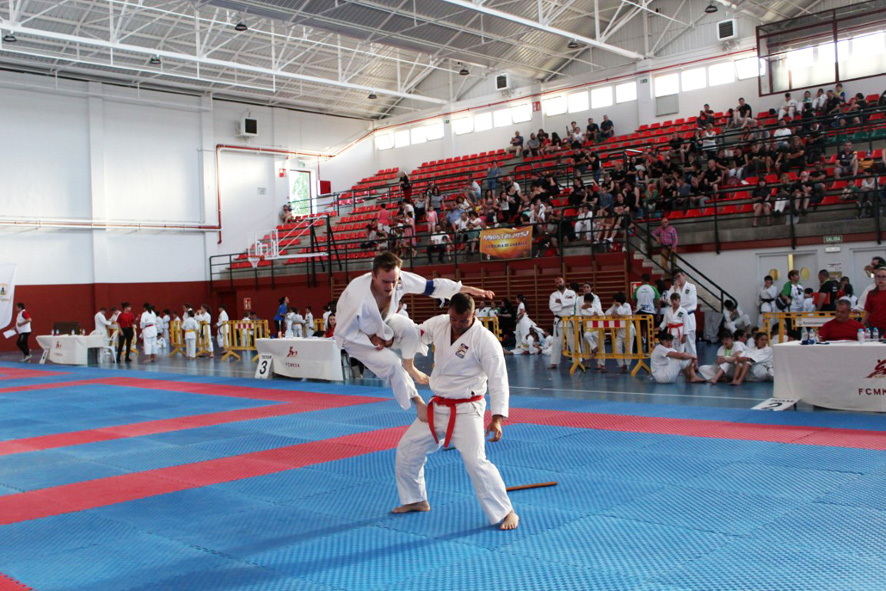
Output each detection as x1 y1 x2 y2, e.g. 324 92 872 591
823 235 842 244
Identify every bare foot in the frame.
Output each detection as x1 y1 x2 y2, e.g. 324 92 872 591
499 511 520 530
392 501 430 514
689 377 706 383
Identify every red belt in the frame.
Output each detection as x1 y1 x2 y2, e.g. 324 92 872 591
427 394 484 448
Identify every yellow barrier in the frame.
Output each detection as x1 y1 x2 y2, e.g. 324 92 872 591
221 319 271 362
563 314 654 377
168 319 185 357
196 321 213 357
478 316 502 341
762 311 862 342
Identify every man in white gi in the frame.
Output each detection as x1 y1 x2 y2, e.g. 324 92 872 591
731 332 774 385
335 252 493 411
195 304 213 358
698 329 746 383
304 306 315 337
665 270 698 357
651 332 705 384
392 294 519 530
216 305 229 350
603 292 635 374
547 277 577 369
579 291 604 367
139 303 159 363
660 292 694 354
94 308 112 335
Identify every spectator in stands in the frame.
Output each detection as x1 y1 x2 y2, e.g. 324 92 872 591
398 172 413 201
697 104 714 129
412 188 428 222
599 115 615 140
771 119 792 150
427 181 444 216
586 118 600 143
524 133 541 157
700 124 719 160
779 136 806 174
777 92 797 120
444 202 464 232
834 141 859 180
468 178 482 203
465 210 483 254
734 97 754 128
819 298 864 341
802 120 826 163
486 162 503 193
566 122 585 149
574 203 593 241
751 178 773 227
744 141 769 179
800 90 814 124
360 223 379 250
812 88 827 113
835 83 846 103
823 89 842 119
506 130 524 156
856 169 877 219
426 224 453 263
808 160 828 210
279 203 293 224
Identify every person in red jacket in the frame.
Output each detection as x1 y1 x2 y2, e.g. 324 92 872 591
115 302 136 363
819 298 864 341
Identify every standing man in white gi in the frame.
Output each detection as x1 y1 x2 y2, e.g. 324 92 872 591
547 277 577 369
335 252 494 412
666 270 698 357
94 308 112 335
216 305 229 350
392 294 519 530
139 303 159 363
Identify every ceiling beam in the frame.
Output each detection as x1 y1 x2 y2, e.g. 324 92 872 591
436 0 645 60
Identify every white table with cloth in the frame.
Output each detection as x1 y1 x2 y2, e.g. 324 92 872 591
255 337 344 381
773 340 886 412
35 334 106 365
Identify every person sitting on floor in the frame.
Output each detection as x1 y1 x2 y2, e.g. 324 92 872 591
651 331 705 384
698 329 746 384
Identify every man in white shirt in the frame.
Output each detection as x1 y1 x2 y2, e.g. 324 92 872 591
94 308 112 335
392 294 518 530
547 276 577 369
216 305 229 349
335 252 493 412
574 204 593 241
304 306 315 337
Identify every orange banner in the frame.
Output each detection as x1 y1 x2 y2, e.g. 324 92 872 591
479 226 533 259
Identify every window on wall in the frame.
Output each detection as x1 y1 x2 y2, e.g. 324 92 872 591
375 133 393 150
654 73 679 97
511 103 532 123
394 129 410 148
425 120 444 140
591 86 613 108
453 115 473 135
474 111 493 132
493 108 511 128
410 127 427 145
787 47 814 69
735 56 766 79
681 68 706 92
615 81 637 103
567 91 589 113
543 95 566 116
708 62 735 86
852 31 885 56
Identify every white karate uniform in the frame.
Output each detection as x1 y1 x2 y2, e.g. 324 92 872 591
182 317 198 358
322 310 332 331
666 281 698 313
660 305 694 354
335 270 463 410
395 315 513 525
579 296 604 358
698 341 746 381
304 312 315 337
651 343 690 383
195 310 213 354
723 307 751 333
140 310 159 355
801 298 816 313
549 287 578 366
603 302 634 368
746 346 774 381
759 284 779 315
216 309 229 348
94 311 112 335
284 312 296 338
292 312 305 338
575 211 593 241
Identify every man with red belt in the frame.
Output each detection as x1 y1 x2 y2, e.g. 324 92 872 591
863 268 886 334
392 293 518 530
819 298 864 341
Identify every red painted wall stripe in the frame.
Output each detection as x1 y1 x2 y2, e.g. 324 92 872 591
0 427 408 526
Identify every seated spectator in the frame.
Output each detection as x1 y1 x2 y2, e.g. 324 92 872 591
808 161 828 209
833 141 858 180
651 331 704 384
819 298 864 341
574 203 593 241
811 88 827 113
426 181 444 215
398 172 413 201
771 119 792 150
524 133 541 157
486 162 503 192
599 115 615 140
586 117 600 143
752 178 773 227
731 332 774 385
777 92 798 120
696 104 715 129
279 203 294 224
842 92 870 127
444 202 464 232
505 130 524 156
823 89 842 119
800 90 815 122
698 329 746 384
359 223 379 250
734 97 754 128
468 178 482 203
700 124 719 160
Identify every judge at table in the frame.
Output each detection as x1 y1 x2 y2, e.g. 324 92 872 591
819 298 865 342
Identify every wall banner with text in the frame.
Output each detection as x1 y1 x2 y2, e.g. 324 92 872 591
479 227 533 259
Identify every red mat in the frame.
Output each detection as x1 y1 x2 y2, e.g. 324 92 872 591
0 573 33 591
0 367 69 381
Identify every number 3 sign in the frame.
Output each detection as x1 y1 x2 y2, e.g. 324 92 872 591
255 353 274 379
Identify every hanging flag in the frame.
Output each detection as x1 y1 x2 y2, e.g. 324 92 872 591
0 263 17 328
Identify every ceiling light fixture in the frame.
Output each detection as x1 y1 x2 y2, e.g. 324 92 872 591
704 2 718 13
568 39 579 49
149 55 161 65
3 33 16 43
458 63 469 76
368 92 378 100
234 21 248 32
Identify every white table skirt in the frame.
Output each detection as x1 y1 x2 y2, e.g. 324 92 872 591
255 338 344 381
773 340 886 411
35 334 106 365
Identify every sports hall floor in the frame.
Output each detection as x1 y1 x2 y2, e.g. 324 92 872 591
1 348 885 591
